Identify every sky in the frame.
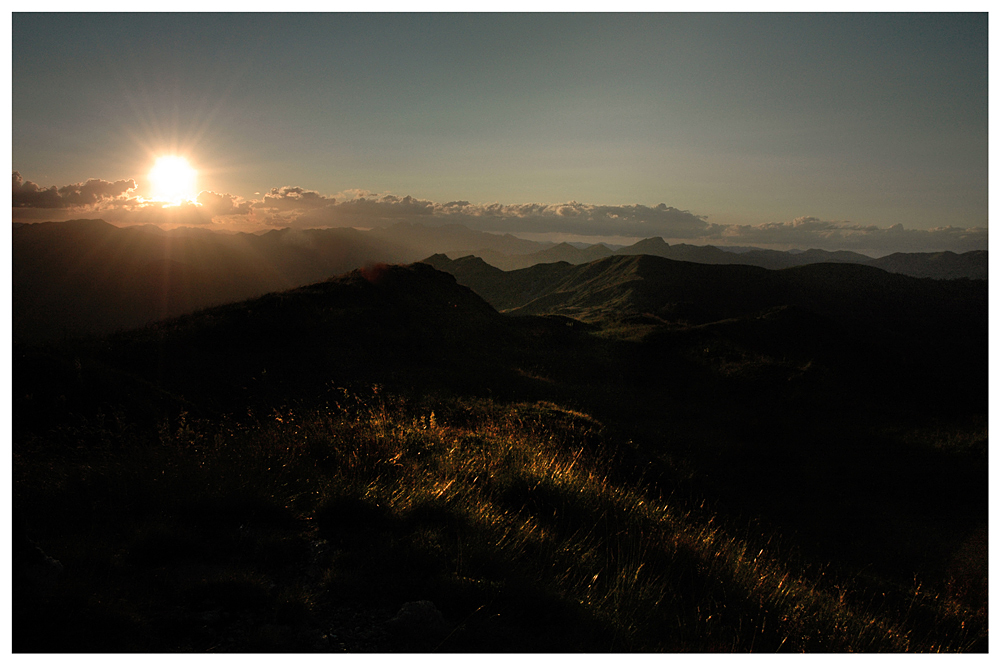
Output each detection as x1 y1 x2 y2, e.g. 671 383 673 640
10 11 990 255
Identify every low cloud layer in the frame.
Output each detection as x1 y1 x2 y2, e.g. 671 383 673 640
252 189 719 240
13 171 136 208
12 172 222 227
715 217 988 255
197 190 252 216
11 173 987 255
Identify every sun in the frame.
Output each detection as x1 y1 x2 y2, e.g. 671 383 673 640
148 156 198 204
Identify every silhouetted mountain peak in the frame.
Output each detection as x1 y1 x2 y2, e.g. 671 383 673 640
622 237 669 252
451 255 497 270
424 253 453 264
59 218 116 230
329 262 499 320
123 223 169 235
17 218 117 234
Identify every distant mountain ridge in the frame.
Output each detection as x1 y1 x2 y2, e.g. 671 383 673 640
866 250 988 280
12 218 986 342
13 219 546 342
453 236 985 279
422 252 987 382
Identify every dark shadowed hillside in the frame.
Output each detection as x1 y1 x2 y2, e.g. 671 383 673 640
13 257 987 652
13 220 985 342
867 250 988 280
12 220 554 342
424 254 986 380
446 235 986 279
15 262 513 422
12 220 404 341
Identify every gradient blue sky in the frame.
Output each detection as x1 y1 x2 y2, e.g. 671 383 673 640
11 11 989 253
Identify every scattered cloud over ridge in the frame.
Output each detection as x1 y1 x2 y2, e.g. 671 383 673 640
197 190 252 216
259 186 337 212
12 171 136 208
11 173 987 255
250 189 717 240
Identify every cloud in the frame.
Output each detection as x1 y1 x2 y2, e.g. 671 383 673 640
245 190 987 254
440 201 720 238
197 190 252 216
251 190 438 229
714 216 988 255
11 172 221 227
299 193 436 227
11 172 987 253
258 186 336 212
13 171 136 208
247 191 717 238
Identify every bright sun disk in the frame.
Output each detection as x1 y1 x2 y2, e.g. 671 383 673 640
148 156 198 204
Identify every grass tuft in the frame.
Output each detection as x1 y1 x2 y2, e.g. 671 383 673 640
14 388 987 652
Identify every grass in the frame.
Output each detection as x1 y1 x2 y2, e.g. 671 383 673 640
13 386 987 652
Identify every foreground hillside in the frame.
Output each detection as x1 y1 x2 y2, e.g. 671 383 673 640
13 262 987 652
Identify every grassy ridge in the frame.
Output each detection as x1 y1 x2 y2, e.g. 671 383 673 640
14 388 986 652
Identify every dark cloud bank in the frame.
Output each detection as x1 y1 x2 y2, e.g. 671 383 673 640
11 173 987 256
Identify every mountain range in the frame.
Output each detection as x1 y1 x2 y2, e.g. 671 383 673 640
12 219 986 342
423 252 986 401
461 235 988 278
13 250 988 651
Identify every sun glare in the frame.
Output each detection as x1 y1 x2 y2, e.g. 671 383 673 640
148 156 198 204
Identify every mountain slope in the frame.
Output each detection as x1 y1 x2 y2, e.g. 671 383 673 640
868 250 988 280
427 252 985 328
13 220 554 342
450 234 985 279
13 219 985 344
424 253 987 397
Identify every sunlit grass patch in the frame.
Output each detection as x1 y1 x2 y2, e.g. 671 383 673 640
13 387 988 652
